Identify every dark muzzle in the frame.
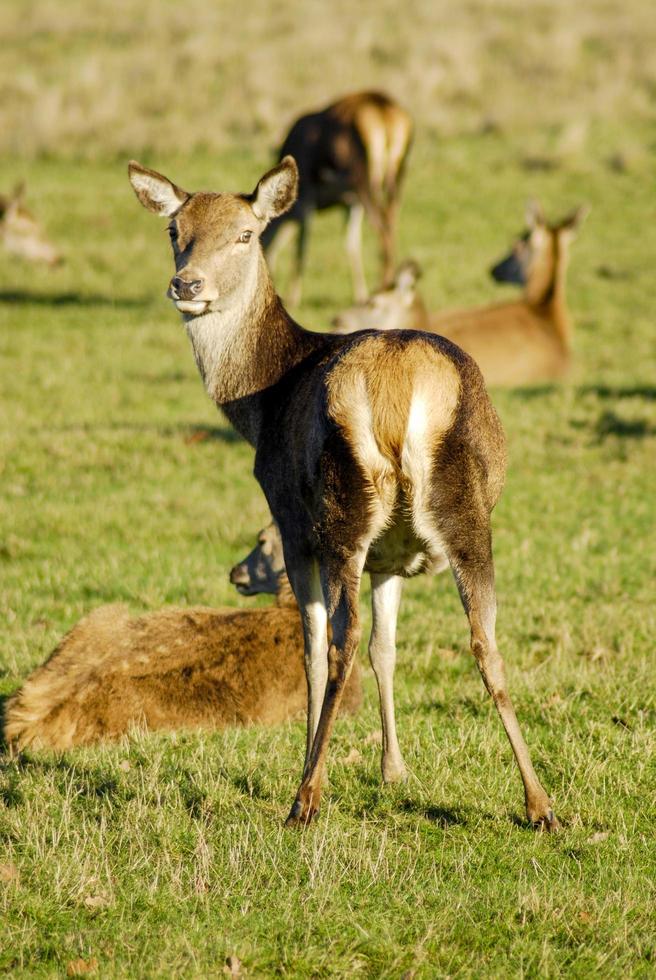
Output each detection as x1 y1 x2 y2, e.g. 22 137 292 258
170 276 204 300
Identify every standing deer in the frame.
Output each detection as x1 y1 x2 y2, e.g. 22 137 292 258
128 156 559 830
0 182 62 267
262 91 413 305
332 203 587 386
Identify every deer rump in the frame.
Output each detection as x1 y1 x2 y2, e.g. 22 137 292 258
4 603 362 751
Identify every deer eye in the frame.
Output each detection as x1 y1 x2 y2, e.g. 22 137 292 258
238 230 253 244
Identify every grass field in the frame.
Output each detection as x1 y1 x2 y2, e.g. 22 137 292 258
1 14 656 975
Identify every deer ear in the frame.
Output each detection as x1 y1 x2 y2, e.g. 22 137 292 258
560 204 590 235
395 259 422 292
11 181 26 204
128 161 189 217
251 156 299 223
525 199 546 229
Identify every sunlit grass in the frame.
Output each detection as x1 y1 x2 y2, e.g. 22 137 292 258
0 133 655 976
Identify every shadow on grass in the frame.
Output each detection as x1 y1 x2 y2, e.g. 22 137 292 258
24 420 243 444
397 797 467 827
582 384 656 401
501 384 656 402
595 410 656 440
0 288 152 309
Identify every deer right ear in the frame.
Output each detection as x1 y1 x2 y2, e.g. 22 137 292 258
395 260 422 292
251 156 299 224
128 161 189 216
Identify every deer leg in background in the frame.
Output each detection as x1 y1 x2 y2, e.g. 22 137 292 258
286 555 363 826
287 211 312 308
369 572 407 783
263 218 296 276
447 524 559 831
380 197 398 287
345 202 367 302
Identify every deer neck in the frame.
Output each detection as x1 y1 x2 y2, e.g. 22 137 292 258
524 236 571 351
181 251 327 445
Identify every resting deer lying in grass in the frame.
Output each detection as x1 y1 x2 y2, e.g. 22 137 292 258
332 203 587 386
262 91 413 304
0 182 62 267
128 156 559 830
4 537 362 752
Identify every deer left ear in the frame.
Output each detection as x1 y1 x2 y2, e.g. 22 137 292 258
251 156 299 224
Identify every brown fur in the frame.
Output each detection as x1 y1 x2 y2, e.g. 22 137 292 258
332 205 587 387
4 598 362 752
127 158 559 831
262 91 413 303
0 182 62 267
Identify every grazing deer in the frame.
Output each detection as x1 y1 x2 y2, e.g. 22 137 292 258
262 91 413 305
332 203 587 386
3 548 362 752
127 156 559 831
0 182 62 267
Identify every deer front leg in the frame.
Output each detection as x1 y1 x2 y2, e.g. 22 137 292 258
290 559 329 770
286 566 362 827
369 573 407 783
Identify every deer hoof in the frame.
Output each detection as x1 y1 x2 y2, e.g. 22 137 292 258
531 808 561 832
284 793 320 828
382 760 408 784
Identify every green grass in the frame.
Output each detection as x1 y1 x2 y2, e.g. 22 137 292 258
1 129 655 977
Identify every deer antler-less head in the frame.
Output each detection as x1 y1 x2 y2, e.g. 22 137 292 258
128 158 299 316
0 183 62 267
490 200 588 300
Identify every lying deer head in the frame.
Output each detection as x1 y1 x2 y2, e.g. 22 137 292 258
331 259 428 334
229 521 287 597
128 158 299 317
0 183 62 267
490 200 588 303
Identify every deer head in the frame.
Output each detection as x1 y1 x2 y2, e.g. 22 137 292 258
331 260 428 334
0 183 62 267
128 158 299 316
490 201 588 301
229 521 287 598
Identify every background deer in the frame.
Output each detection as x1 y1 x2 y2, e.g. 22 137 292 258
3 534 362 752
262 91 413 305
128 155 559 831
332 203 587 386
0 182 62 267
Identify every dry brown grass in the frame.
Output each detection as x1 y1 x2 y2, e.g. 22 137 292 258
2 0 655 159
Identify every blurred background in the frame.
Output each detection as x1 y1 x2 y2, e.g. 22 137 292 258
2 0 655 161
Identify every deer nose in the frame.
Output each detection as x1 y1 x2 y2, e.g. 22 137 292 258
229 563 250 587
170 276 204 299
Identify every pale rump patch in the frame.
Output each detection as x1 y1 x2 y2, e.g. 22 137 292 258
327 336 461 554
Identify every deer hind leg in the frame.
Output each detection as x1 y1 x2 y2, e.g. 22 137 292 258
286 555 363 827
369 572 407 783
445 525 559 831
378 196 398 288
264 219 296 274
345 203 367 302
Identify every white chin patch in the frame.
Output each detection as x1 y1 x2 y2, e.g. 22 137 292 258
174 299 208 315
